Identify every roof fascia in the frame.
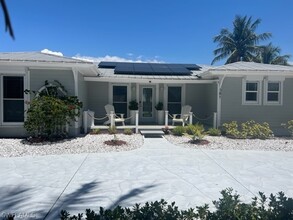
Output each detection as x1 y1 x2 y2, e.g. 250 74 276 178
208 70 293 77
84 76 218 84
0 61 99 76
0 60 95 68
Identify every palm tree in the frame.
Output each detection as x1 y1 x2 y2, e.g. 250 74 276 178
212 15 271 65
255 43 291 65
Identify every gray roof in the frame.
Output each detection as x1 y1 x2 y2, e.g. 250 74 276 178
208 61 293 72
0 52 93 64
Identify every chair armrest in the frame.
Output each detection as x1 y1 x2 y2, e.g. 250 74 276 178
116 113 124 119
173 114 178 119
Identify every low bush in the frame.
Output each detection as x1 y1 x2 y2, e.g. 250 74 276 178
207 128 221 136
162 126 170 135
222 121 246 139
123 128 133 135
242 120 273 139
172 126 185 136
223 120 273 139
108 126 117 134
90 128 100 134
282 120 293 136
60 189 293 220
185 123 205 141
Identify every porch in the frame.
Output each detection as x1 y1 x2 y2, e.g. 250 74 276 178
81 79 219 133
83 110 217 134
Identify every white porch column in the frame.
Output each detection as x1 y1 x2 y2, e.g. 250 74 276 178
110 111 114 128
217 76 225 128
165 110 168 126
213 112 217 129
135 110 139 133
83 111 88 134
189 112 193 125
73 68 79 135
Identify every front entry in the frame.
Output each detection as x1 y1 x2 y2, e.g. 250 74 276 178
139 86 155 123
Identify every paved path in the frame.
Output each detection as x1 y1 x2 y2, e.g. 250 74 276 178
0 137 292 219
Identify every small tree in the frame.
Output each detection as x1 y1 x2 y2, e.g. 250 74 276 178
24 81 82 140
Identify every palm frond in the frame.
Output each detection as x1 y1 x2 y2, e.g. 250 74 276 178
0 0 14 39
212 15 272 64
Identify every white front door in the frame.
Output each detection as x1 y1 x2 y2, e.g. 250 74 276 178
139 86 155 123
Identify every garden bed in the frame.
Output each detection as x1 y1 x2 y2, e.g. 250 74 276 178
0 134 143 157
165 135 293 151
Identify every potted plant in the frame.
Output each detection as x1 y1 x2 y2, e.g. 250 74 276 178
129 100 138 124
155 102 164 125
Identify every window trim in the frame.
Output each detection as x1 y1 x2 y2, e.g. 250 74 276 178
242 79 262 105
263 78 284 106
1 74 28 126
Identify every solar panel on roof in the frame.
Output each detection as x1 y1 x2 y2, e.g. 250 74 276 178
184 64 201 70
133 63 153 73
99 61 201 75
98 62 118 68
169 66 191 74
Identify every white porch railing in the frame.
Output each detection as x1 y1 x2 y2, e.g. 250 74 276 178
83 110 218 134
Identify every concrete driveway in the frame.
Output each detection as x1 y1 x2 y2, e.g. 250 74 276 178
0 137 292 219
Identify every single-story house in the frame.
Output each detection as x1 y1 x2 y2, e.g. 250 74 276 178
0 51 293 137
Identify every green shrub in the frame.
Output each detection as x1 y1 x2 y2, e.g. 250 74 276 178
129 100 138 110
282 120 293 136
172 126 185 136
91 128 100 134
207 128 221 136
223 120 273 139
242 120 273 139
24 81 82 140
162 126 170 135
185 123 205 141
60 189 293 220
123 128 133 135
222 121 246 139
108 126 117 134
155 102 163 110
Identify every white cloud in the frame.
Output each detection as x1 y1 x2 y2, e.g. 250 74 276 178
41 49 63 57
72 54 164 64
127 53 133 56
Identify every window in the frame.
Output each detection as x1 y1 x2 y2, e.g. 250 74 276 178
168 86 182 115
264 81 283 105
112 85 127 117
243 81 261 105
3 76 24 122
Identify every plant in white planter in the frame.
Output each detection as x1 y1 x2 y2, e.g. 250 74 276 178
129 100 138 124
155 102 164 125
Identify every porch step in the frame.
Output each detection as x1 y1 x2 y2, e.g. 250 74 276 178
140 130 164 138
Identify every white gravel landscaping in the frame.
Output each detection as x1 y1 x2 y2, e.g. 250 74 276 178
165 135 293 151
0 134 144 157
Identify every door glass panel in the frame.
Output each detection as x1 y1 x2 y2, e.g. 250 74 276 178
142 88 153 117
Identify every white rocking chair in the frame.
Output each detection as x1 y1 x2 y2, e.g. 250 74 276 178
104 104 125 126
172 105 192 126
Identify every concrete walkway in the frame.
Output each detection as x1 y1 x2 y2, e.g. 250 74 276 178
0 137 292 219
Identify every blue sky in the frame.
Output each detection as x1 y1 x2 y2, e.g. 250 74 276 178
0 0 292 64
